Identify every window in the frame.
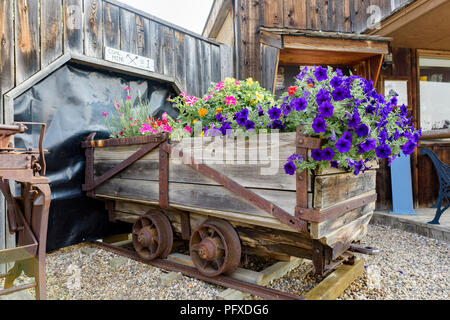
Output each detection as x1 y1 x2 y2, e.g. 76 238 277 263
419 55 450 131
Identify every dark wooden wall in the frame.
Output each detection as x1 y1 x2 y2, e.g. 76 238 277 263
236 0 415 80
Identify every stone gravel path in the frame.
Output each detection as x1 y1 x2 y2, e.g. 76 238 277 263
1 224 448 300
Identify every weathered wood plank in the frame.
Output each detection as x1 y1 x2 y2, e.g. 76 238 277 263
304 258 365 300
0 0 15 121
310 197 376 239
319 212 373 247
96 178 297 219
210 45 221 84
260 44 279 93
174 31 186 92
185 35 199 96
200 41 212 95
41 0 63 67
161 26 175 77
103 1 120 49
149 20 163 75
314 170 377 209
220 44 234 79
84 0 103 58
135 15 148 57
261 0 284 28
238 0 260 80
64 0 83 54
94 159 296 191
108 194 293 231
283 0 307 29
15 0 40 84
120 8 137 54
93 133 297 162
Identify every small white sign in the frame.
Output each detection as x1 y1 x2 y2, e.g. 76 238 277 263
104 47 155 72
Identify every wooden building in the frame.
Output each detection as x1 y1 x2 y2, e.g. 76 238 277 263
203 0 450 210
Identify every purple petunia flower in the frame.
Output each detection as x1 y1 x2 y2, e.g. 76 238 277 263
314 66 328 82
311 149 324 161
291 97 308 111
330 160 339 168
322 147 335 161
244 120 255 131
316 89 331 106
348 110 361 128
358 139 377 153
401 140 417 156
288 153 303 162
268 107 282 120
342 131 353 142
216 113 223 122
355 123 369 138
219 122 232 135
330 76 343 88
268 119 285 131
318 101 334 118
365 104 376 115
335 137 352 153
332 86 351 101
353 160 364 175
240 108 249 118
258 104 264 117
284 161 297 175
236 114 247 126
312 116 327 133
375 144 392 158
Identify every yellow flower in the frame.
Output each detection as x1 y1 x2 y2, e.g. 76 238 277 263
193 119 198 124
198 108 208 117
216 108 223 113
201 130 205 138
255 93 264 102
225 77 235 85
236 85 241 90
250 100 255 106
247 78 254 86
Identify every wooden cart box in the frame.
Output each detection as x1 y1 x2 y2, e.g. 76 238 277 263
83 128 377 275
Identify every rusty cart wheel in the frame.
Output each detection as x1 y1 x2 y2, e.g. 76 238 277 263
132 211 173 260
190 219 241 277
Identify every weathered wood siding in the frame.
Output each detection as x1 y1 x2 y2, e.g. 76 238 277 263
259 0 414 33
233 0 414 79
0 0 231 270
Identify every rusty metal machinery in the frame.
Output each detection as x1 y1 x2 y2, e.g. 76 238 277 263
0 122 51 300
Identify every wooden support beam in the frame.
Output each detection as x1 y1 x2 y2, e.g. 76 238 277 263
304 258 364 300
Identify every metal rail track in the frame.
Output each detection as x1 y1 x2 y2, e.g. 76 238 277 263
90 241 305 300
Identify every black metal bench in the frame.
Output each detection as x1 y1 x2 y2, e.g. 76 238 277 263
420 148 450 224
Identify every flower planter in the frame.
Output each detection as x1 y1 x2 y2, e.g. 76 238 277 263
83 128 377 276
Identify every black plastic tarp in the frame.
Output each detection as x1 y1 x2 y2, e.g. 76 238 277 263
14 63 178 251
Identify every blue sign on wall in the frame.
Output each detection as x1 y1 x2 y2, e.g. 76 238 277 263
390 154 416 215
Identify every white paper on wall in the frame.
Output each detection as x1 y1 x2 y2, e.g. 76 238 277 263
420 81 450 131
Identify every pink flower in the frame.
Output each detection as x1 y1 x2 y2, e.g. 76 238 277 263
102 111 109 117
139 123 152 134
125 86 131 91
120 113 124 117
163 125 172 133
162 112 168 120
215 81 225 91
115 103 120 109
126 95 132 100
152 129 159 134
204 91 215 101
186 96 198 106
235 80 241 86
225 96 236 106
184 125 191 133
180 92 188 98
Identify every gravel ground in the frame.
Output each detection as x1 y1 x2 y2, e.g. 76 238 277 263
1 224 448 300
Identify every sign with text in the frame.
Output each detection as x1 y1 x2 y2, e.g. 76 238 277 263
104 47 155 72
